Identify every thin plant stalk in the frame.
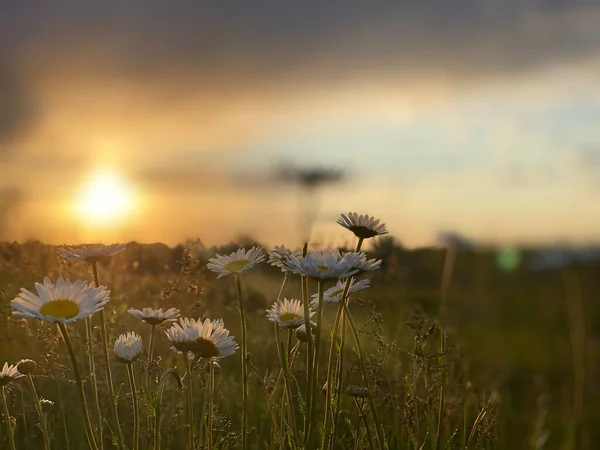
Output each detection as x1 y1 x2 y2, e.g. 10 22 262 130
207 361 215 450
57 374 71 450
154 368 182 450
327 236 364 449
249 360 284 446
58 323 99 450
145 324 157 437
234 274 249 450
353 398 375 450
436 246 456 450
307 280 325 447
275 327 299 448
91 262 124 450
183 356 195 450
85 317 102 448
27 374 51 450
2 386 16 450
20 388 27 435
301 273 314 439
343 304 387 449
147 324 157 388
126 364 140 450
323 277 355 449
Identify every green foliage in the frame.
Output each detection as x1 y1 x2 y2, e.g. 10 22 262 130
0 240 598 449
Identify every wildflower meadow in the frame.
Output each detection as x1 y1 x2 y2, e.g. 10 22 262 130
0 213 597 449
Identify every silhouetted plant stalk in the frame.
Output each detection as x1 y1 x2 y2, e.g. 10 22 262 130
343 303 387 449
57 323 99 450
249 359 284 446
436 246 456 450
125 363 140 450
207 361 216 450
91 262 124 450
1 385 15 450
26 374 51 450
275 325 300 448
325 237 364 449
300 270 314 442
234 274 249 450
84 316 102 448
154 368 182 450
183 355 195 450
306 280 325 447
353 397 375 450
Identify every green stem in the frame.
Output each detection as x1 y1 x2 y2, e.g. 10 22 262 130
208 361 215 450
145 324 157 437
2 386 16 450
323 277 354 450
325 237 364 449
126 364 140 450
147 325 156 388
234 274 249 450
301 274 314 441
85 316 103 448
183 356 195 450
277 327 299 449
343 304 387 450
436 247 455 450
27 374 51 450
58 323 99 450
154 368 182 450
307 281 325 447
354 398 375 450
249 360 284 446
91 262 124 450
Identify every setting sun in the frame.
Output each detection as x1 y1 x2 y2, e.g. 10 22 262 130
75 170 135 224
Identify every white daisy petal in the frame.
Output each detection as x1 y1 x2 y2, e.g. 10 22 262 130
11 277 110 324
0 362 25 386
266 298 313 328
165 317 238 360
337 213 388 239
310 278 371 307
207 246 264 278
57 243 128 263
127 307 181 326
114 332 143 364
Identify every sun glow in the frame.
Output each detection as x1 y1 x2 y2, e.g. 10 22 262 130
76 170 135 224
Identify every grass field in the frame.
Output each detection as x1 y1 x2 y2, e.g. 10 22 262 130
0 234 598 449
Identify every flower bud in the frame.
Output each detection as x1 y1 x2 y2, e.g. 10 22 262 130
347 385 369 399
40 398 54 413
16 359 37 375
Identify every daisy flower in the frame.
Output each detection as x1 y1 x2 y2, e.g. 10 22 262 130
342 252 382 274
266 298 313 328
11 277 110 324
311 278 370 307
16 359 37 375
207 246 264 278
337 213 388 239
165 318 238 360
286 250 357 281
127 307 181 326
114 332 143 364
0 363 24 386
268 246 303 272
57 243 128 263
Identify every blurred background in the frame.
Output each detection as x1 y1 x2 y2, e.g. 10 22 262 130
2 1 600 248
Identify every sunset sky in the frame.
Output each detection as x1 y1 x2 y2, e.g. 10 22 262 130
2 1 600 248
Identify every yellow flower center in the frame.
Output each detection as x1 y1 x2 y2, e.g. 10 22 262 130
317 265 328 271
192 338 219 358
279 313 301 323
223 259 248 271
40 300 80 319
